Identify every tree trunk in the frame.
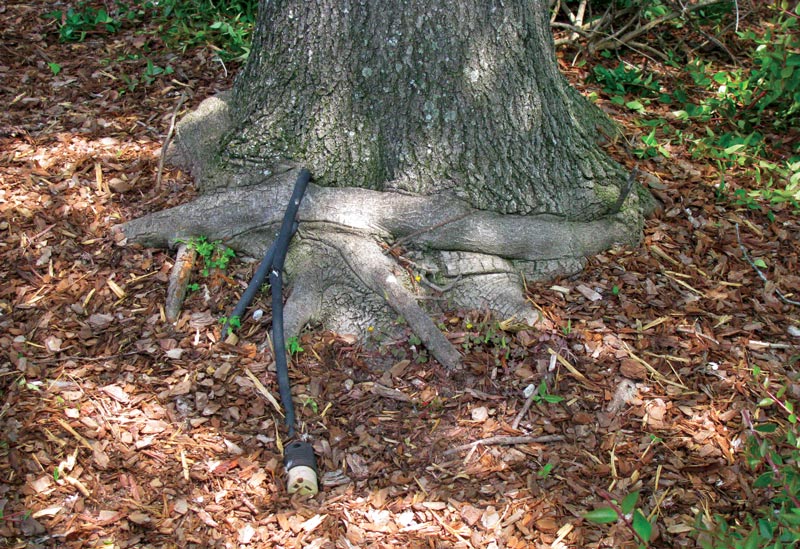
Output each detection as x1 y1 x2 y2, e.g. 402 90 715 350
122 0 650 367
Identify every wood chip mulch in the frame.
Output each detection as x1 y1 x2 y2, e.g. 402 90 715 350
1 2 798 548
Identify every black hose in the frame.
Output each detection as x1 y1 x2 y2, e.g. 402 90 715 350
269 168 310 437
223 243 276 337
222 169 310 438
222 219 298 336
271 268 294 436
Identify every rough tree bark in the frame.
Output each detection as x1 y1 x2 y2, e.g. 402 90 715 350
122 0 651 368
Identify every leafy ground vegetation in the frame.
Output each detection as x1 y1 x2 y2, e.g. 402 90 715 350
1 0 799 547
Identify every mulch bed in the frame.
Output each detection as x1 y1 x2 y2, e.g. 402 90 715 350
1 2 798 548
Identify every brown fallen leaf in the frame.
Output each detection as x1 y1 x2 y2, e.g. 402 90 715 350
141 419 169 434
576 284 603 301
300 514 327 533
87 313 114 330
45 336 62 353
93 446 110 469
460 503 483 526
238 523 256 544
128 511 151 525
480 506 500 530
620 358 648 380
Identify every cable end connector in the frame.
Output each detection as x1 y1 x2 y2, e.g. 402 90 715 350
284 440 318 496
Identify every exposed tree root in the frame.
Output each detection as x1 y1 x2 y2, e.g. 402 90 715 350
321 232 462 370
120 168 643 368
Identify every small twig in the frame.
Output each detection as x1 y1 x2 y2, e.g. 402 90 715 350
609 167 638 215
371 382 412 403
748 340 797 350
55 418 94 452
443 434 564 456
550 0 561 24
511 391 537 431
736 223 800 307
662 0 739 64
30 351 142 364
626 40 670 62
430 510 475 549
156 92 187 188
241 364 283 415
552 9 612 46
64 475 91 498
593 0 727 52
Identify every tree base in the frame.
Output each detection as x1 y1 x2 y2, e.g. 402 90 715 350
121 95 647 368
122 172 644 368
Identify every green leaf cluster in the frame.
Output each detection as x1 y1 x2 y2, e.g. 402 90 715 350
531 380 565 405
672 3 800 208
589 2 800 210
45 2 132 42
287 336 304 356
44 0 257 67
183 236 236 277
585 491 653 548
695 366 800 549
219 315 241 336
143 0 257 62
592 63 666 103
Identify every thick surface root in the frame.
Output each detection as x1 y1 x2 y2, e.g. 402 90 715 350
121 168 644 369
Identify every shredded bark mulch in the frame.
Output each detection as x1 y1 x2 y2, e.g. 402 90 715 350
1 2 798 548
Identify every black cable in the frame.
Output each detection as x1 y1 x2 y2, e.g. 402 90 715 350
269 168 310 437
222 218 298 336
271 268 294 436
222 169 310 438
223 242 276 337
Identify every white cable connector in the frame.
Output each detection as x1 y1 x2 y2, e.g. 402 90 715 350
286 465 318 496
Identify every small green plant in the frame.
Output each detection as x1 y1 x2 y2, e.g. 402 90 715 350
219 315 241 336
459 320 515 362
585 490 654 548
634 127 671 159
183 236 236 276
16 377 41 392
142 58 174 85
117 57 175 92
665 3 800 212
538 462 555 479
694 365 800 548
45 2 124 42
531 380 564 405
147 0 258 62
48 62 62 75
302 397 318 414
287 336 304 355
592 62 670 113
